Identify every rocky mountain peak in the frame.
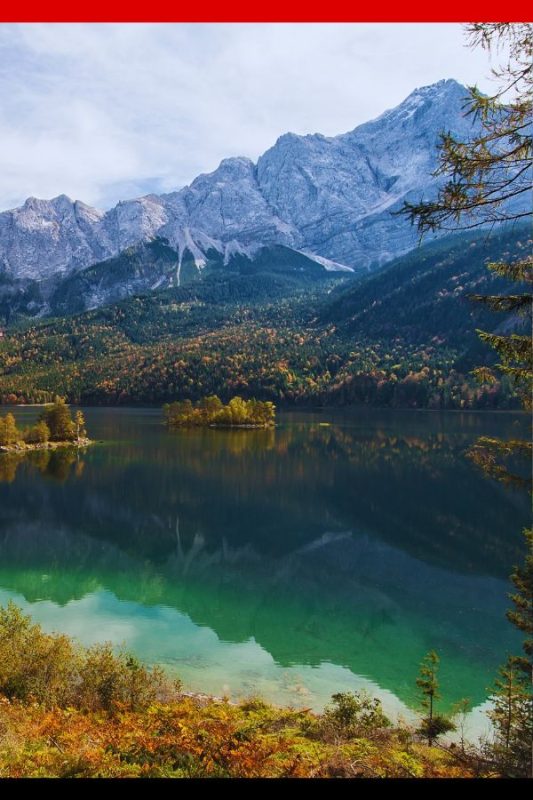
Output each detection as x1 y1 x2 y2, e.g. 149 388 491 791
1 79 513 285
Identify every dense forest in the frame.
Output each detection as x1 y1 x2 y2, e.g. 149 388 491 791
0 227 529 409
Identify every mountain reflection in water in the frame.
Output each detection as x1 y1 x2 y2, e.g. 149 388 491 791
0 407 529 716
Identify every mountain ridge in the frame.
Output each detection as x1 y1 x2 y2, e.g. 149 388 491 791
0 79 486 286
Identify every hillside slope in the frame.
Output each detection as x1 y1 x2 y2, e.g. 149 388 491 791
0 229 527 409
321 226 531 351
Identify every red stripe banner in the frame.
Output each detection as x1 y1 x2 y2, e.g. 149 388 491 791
1 3 531 23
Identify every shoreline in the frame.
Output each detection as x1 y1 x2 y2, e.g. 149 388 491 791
0 600 492 777
166 423 275 430
0 438 93 454
1 402 526 415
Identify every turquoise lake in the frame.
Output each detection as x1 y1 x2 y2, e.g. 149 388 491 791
0 407 529 734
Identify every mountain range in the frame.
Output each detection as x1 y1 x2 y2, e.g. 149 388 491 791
0 75 528 413
0 78 483 315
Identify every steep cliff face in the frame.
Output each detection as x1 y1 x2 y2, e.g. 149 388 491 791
0 79 490 286
0 195 109 280
256 80 477 267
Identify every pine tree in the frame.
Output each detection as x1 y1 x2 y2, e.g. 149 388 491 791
508 529 533 677
403 24 532 234
497 528 533 777
402 23 532 487
488 658 533 777
416 650 455 746
402 25 532 774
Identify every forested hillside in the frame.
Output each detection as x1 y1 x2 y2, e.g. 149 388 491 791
322 227 530 346
0 228 528 409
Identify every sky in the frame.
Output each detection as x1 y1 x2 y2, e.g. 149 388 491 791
0 23 498 212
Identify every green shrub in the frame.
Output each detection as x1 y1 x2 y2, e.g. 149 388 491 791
0 602 179 712
78 645 169 712
418 714 456 743
0 602 78 706
312 691 391 742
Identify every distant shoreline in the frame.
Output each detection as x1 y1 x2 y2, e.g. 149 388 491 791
0 403 527 415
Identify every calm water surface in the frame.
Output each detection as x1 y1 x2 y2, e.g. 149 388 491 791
0 407 529 733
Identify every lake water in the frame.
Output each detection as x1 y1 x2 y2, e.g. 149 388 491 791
0 407 529 734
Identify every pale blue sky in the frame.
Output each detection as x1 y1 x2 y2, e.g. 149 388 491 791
0 23 496 211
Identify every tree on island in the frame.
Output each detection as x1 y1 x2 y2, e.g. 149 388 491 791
23 420 50 445
0 413 19 446
164 395 276 429
74 410 87 443
0 398 89 449
0 412 51 447
39 397 77 442
198 395 223 419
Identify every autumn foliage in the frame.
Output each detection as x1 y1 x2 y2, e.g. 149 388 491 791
0 399 87 449
164 395 276 428
0 603 478 778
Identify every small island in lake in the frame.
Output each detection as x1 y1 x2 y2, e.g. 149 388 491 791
0 398 91 453
164 395 276 429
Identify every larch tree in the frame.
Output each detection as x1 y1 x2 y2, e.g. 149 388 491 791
0 413 20 446
39 397 76 442
74 410 87 442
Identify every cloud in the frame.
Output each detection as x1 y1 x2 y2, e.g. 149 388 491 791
0 23 495 211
